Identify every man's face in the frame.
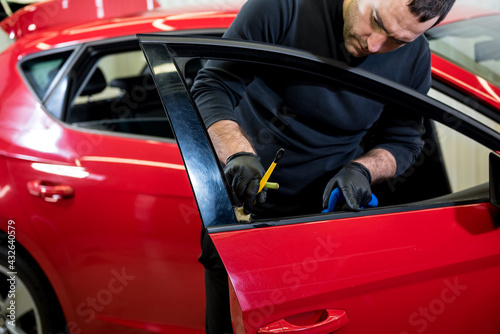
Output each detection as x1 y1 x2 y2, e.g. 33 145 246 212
343 0 439 57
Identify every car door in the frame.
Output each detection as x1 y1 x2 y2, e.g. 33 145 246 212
9 38 206 333
139 35 500 334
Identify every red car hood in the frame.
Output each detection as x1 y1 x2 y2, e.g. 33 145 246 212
0 0 160 39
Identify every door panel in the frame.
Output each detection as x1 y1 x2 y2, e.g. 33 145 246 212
139 35 500 334
212 204 500 333
7 41 208 332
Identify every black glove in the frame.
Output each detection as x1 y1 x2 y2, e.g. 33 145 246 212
322 162 372 211
224 152 267 214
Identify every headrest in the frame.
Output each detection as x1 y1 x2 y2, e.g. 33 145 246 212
80 68 107 96
110 75 153 92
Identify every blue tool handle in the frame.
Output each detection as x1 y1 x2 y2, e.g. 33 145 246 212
322 188 378 213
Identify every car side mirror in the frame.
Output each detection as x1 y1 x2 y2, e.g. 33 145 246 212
490 152 500 209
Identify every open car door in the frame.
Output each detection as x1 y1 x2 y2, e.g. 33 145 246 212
138 35 500 333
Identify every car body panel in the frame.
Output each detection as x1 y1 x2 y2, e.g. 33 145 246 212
211 204 500 333
0 19 206 333
2 101 207 333
3 117 206 333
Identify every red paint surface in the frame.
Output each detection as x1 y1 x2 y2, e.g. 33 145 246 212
213 204 500 333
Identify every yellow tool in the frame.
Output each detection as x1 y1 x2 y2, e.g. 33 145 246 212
258 148 285 193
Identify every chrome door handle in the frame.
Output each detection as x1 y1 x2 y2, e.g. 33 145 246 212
258 309 349 334
27 180 74 202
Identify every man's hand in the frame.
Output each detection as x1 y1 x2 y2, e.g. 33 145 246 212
322 162 372 211
225 152 267 214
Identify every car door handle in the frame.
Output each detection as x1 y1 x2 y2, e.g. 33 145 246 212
258 309 348 334
27 180 74 202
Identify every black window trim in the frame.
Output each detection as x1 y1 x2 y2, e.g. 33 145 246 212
431 78 500 125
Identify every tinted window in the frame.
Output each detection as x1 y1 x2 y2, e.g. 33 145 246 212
67 49 174 139
188 59 494 219
20 50 72 99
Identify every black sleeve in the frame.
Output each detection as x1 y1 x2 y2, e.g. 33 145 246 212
191 0 294 128
371 109 426 177
371 41 432 177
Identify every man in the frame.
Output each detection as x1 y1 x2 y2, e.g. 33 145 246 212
192 0 455 332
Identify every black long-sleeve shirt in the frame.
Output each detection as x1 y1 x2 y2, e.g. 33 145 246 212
192 0 431 217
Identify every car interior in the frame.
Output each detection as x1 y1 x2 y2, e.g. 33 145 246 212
64 48 174 139
61 41 211 141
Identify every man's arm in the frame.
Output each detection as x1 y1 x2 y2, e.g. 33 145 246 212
208 120 267 214
208 120 256 164
353 148 397 184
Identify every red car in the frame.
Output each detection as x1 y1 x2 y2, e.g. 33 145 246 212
0 2 499 333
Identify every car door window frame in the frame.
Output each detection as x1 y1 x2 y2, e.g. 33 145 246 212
431 76 500 125
30 32 226 140
139 34 500 232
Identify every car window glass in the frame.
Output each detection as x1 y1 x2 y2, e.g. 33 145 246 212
426 15 500 88
429 87 500 192
185 58 495 222
67 49 173 139
20 50 73 99
434 119 489 192
73 50 148 106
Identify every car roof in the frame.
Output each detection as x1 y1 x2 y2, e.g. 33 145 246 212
2 4 239 57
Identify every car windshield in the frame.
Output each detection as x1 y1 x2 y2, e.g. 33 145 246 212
426 15 500 89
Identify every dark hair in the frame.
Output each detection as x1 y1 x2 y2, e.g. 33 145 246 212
408 0 456 26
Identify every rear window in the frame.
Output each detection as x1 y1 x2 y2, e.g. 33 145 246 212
426 15 500 88
20 50 72 99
